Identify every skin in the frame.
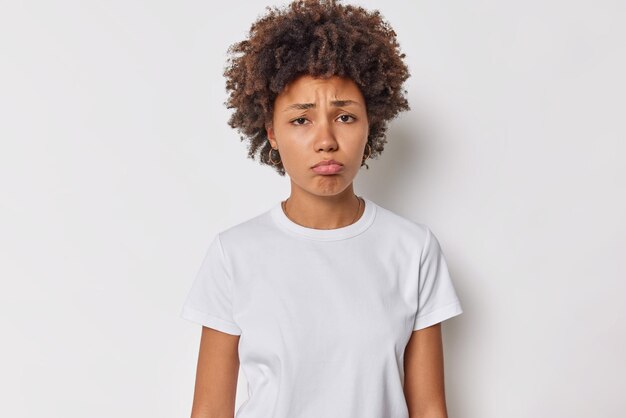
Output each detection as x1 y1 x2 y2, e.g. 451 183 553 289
190 327 240 418
404 323 450 418
265 74 369 228
189 74 449 418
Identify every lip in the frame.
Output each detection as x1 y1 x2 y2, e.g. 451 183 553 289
311 159 343 168
311 160 344 175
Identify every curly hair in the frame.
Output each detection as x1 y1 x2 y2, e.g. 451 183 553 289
223 0 411 176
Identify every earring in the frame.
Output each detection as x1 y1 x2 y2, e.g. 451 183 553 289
268 146 281 166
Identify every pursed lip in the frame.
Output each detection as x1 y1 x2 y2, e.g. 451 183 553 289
311 159 343 168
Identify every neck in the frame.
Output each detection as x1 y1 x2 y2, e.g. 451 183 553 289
281 189 364 230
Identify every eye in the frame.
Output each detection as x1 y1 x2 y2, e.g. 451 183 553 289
290 117 309 126
337 114 356 123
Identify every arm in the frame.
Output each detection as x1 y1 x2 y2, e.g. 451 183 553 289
403 322 449 418
189 326 241 418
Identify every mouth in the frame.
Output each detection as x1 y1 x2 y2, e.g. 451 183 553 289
311 159 343 168
311 159 344 175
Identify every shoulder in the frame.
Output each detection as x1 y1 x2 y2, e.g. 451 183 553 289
370 199 432 245
214 204 276 250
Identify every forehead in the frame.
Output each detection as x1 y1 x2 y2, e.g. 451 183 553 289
276 74 363 102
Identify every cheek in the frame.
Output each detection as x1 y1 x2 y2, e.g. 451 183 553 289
342 125 369 148
277 137 310 167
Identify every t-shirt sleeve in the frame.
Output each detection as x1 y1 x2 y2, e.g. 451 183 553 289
180 233 242 335
413 227 464 331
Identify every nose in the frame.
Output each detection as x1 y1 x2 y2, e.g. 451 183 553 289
313 119 338 152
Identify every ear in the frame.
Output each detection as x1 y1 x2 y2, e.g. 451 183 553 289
265 122 276 145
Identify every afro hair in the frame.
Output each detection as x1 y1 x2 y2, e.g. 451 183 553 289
223 0 411 175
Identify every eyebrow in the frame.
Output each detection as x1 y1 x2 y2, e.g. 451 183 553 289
282 99 359 112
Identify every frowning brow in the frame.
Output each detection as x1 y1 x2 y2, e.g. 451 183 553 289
282 100 360 111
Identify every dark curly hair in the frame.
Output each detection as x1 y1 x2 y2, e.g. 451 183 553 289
223 0 411 176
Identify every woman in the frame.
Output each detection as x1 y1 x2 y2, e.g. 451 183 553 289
181 1 463 417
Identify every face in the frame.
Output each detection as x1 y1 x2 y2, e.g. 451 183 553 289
266 74 369 198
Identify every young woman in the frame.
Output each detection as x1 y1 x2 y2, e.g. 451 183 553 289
181 1 463 417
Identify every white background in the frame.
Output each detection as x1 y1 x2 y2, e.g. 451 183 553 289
1 1 624 417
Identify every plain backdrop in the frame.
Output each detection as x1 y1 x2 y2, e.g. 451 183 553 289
1 0 625 417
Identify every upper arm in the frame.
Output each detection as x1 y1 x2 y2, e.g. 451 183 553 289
190 326 240 418
403 322 449 418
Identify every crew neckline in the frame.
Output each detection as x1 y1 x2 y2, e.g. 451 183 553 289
270 196 377 241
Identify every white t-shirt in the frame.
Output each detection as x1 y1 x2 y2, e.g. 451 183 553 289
181 197 463 418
